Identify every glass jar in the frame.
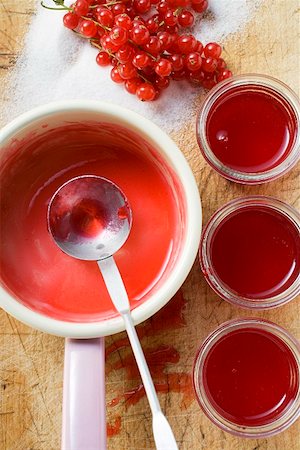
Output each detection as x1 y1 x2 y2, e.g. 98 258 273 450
193 318 300 437
199 196 300 309
196 74 300 184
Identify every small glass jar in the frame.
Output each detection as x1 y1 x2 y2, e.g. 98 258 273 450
199 196 300 309
193 318 300 438
196 74 300 184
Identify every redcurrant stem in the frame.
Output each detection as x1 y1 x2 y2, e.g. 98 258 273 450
72 30 92 39
137 72 151 83
127 39 157 61
40 1 72 11
81 15 111 31
90 40 118 61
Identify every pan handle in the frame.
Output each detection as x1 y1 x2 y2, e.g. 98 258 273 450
62 338 106 450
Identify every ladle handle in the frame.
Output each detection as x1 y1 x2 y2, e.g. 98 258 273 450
62 338 106 450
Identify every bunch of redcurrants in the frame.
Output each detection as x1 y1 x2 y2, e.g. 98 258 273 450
57 0 232 101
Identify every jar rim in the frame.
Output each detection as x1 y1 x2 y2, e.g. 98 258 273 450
196 74 300 185
199 195 300 309
193 318 300 438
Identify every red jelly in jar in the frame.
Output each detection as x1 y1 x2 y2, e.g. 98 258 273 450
193 319 300 437
197 75 300 184
200 196 300 309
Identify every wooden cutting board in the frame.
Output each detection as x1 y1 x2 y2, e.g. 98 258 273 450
0 1 299 448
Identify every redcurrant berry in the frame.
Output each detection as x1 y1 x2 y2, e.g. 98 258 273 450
202 57 218 72
217 69 233 82
111 67 124 83
204 42 222 59
114 14 132 31
96 51 110 66
118 62 137 80
136 83 156 101
133 52 151 69
130 25 150 45
185 52 202 71
155 58 172 77
133 0 151 13
80 19 98 37
63 12 79 29
74 0 89 17
110 26 129 46
178 10 194 27
97 8 114 28
177 34 197 53
125 77 142 94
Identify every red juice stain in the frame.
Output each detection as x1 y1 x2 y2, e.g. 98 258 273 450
106 289 194 435
202 328 299 427
206 86 297 172
210 206 300 299
107 416 122 437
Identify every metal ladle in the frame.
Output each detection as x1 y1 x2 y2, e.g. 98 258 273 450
48 175 178 450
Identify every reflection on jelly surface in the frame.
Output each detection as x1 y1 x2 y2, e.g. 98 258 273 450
206 87 297 172
203 328 299 427
0 123 182 321
210 206 300 299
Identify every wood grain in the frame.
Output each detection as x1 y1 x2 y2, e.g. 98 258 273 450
0 0 299 449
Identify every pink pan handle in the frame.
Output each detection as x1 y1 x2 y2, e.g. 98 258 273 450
62 338 106 450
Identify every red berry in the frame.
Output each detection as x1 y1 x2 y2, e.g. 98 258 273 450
217 69 233 82
97 8 114 28
111 67 124 83
110 26 129 46
96 51 110 66
171 68 186 80
177 0 191 6
185 52 202 71
130 25 150 45
136 83 156 101
157 1 168 15
217 58 226 71
177 34 197 53
202 57 218 72
204 42 222 59
155 58 172 77
101 35 120 52
178 10 194 27
154 76 170 89
80 19 98 37
117 43 135 63
118 62 137 80
133 51 150 69
191 0 208 13
202 73 217 89
157 31 172 50
164 9 178 27
143 35 161 55
112 3 126 15
195 40 203 54
168 54 184 71
63 12 79 29
134 0 151 13
188 69 204 84
125 77 142 94
74 0 89 17
146 15 160 34
114 14 132 30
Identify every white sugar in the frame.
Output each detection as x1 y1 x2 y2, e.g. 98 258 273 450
2 0 262 133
